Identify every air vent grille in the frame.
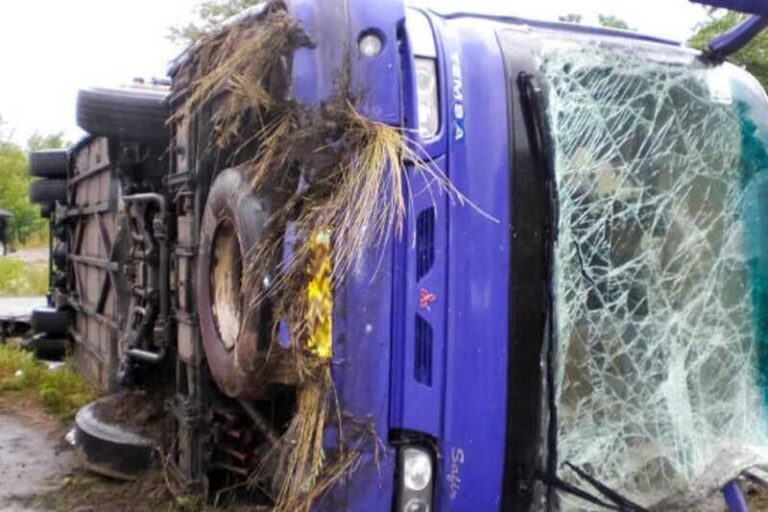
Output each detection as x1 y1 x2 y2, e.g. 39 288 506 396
416 207 435 280
415 314 433 386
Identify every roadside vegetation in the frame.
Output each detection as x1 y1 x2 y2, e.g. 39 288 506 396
0 120 58 297
0 343 94 420
0 257 48 296
15 471 256 512
690 10 768 89
561 8 768 92
168 0 264 44
0 119 66 248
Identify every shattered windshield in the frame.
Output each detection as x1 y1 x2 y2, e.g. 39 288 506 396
540 41 768 508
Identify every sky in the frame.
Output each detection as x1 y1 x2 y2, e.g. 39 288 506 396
0 0 712 147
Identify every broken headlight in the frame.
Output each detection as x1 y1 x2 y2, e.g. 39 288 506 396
396 446 434 512
415 57 439 139
406 8 440 140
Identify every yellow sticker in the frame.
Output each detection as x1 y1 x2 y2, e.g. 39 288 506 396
305 231 332 359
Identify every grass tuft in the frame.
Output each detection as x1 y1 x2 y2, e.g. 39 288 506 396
0 258 48 297
171 2 484 509
0 343 95 420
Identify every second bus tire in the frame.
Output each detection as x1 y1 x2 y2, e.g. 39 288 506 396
196 168 283 399
29 179 67 206
28 150 68 178
31 307 70 336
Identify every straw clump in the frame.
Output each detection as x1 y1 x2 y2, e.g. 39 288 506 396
172 2 471 509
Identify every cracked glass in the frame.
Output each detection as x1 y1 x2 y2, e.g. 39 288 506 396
539 41 768 508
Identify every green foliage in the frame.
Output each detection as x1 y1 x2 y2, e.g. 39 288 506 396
556 13 633 31
169 0 265 44
0 141 45 245
598 14 632 30
27 131 69 152
558 13 583 24
689 12 768 90
0 258 49 296
0 344 95 420
0 121 66 246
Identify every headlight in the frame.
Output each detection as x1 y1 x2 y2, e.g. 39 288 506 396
407 9 440 141
415 58 439 140
404 499 430 512
403 447 433 491
397 446 434 512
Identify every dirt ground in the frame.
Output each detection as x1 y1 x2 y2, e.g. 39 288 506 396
0 395 70 512
0 394 178 512
2 392 768 511
0 394 262 512
0 414 71 512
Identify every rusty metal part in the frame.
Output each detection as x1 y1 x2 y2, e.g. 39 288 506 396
237 399 280 447
120 192 170 372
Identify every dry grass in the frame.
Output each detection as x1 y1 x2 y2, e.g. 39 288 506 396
171 3 307 151
241 100 473 323
237 92 465 512
171 2 478 509
749 484 768 511
14 468 261 512
250 365 363 512
268 367 330 511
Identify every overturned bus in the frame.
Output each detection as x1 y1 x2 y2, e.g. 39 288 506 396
25 1 768 510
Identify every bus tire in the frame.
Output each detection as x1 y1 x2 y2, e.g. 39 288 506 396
196 167 290 399
31 307 70 336
29 180 67 206
76 87 170 144
28 150 68 179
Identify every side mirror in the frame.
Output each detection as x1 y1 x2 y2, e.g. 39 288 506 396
706 15 768 60
691 0 768 16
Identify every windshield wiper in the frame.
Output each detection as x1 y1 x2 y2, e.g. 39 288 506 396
539 462 648 512
566 462 647 511
518 70 562 509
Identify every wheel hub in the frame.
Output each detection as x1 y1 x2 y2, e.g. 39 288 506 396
211 220 242 350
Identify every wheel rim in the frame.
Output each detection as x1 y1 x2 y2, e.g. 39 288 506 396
210 220 242 351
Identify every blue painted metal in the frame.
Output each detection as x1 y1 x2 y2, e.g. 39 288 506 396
692 0 768 16
391 155 448 438
346 1 404 125
708 15 768 59
723 480 750 512
287 1 765 510
434 14 511 511
692 0 768 60
289 1 511 508
288 2 403 510
425 7 680 46
391 6 512 509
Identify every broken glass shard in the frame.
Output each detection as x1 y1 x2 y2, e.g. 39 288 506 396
539 40 768 508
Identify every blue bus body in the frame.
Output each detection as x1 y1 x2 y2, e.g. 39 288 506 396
284 1 768 510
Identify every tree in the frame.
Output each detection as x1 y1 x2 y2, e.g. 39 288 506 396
169 0 265 45
0 141 45 245
689 11 768 90
27 132 68 152
559 13 583 24
557 13 633 31
0 118 56 246
598 14 632 30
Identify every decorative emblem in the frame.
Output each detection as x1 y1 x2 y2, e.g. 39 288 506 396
419 288 437 310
